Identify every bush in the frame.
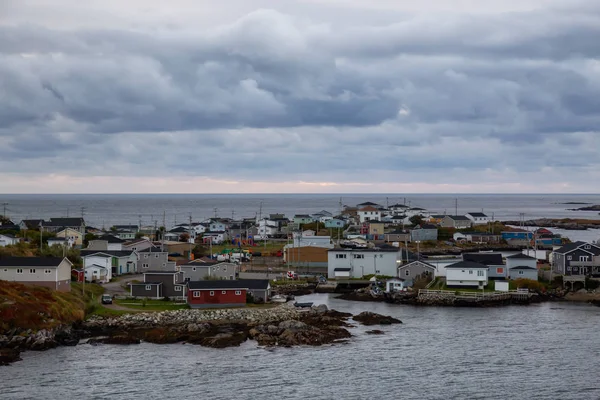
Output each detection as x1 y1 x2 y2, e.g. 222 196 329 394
513 278 545 291
585 278 600 291
246 293 255 304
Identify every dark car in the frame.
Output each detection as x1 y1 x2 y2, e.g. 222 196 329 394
101 294 113 304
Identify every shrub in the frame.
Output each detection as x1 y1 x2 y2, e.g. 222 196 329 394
585 278 600 291
513 278 545 291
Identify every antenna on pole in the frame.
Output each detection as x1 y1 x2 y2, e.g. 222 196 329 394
1 202 7 220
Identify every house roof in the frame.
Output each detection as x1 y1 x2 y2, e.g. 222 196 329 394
187 280 251 290
359 206 379 212
430 215 446 218
169 227 189 233
20 219 45 228
506 253 536 260
510 266 537 270
445 261 489 269
462 253 503 266
47 218 85 227
87 264 108 270
446 215 471 221
554 241 598 254
397 260 436 270
97 235 126 244
293 214 312 218
0 256 65 267
357 202 379 206
123 238 149 246
139 247 166 253
414 224 438 230
112 225 138 230
0 233 16 239
467 212 488 217
143 270 180 274
131 282 162 286
81 250 136 258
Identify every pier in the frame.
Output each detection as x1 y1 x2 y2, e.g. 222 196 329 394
417 289 537 306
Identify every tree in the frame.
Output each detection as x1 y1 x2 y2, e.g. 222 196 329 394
409 215 424 226
179 233 190 242
192 244 208 258
84 233 96 247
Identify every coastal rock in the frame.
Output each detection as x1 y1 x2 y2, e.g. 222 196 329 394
199 332 247 348
278 320 309 332
353 312 402 326
314 304 328 314
0 348 21 366
365 330 385 335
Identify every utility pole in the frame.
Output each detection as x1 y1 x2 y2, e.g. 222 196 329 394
214 208 218 219
80 206 86 297
138 214 142 230
455 198 458 216
231 209 235 220
162 210 166 251
188 214 193 260
1 202 7 219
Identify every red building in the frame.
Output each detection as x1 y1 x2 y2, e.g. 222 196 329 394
186 281 248 309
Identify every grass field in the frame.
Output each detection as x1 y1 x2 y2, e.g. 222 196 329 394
114 298 189 311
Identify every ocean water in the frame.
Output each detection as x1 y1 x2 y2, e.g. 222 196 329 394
2 295 599 400
2 193 600 230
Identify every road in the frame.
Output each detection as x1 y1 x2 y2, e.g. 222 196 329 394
99 274 144 311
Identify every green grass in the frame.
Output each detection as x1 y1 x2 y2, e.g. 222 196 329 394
271 279 309 286
87 304 131 317
114 299 189 311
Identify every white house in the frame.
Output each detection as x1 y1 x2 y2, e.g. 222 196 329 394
0 234 19 247
466 212 491 225
81 250 138 279
445 261 488 288
47 238 74 248
293 232 332 248
327 248 401 279
209 220 227 232
357 206 381 223
85 264 110 283
202 231 227 244
257 219 278 239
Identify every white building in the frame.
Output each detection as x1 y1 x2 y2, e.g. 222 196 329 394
327 248 401 279
0 234 19 247
357 206 381 223
445 261 488 288
293 232 332 248
465 212 491 225
85 264 110 283
256 219 278 239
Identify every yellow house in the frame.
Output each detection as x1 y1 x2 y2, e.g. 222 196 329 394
56 228 84 246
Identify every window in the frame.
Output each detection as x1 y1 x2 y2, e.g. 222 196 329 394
477 270 484 277
29 269 36 274
175 286 182 291
3 269 7 272
143 264 149 268
336 254 347 259
580 256 589 262
567 256 572 260
193 291 200 297
145 285 152 290
567 266 572 271
469 270 473 275
405 270 410 276
144 254 148 259
210 291 214 296
353 254 364 259
45 269 52 274
16 269 23 274
519 271 524 275
235 290 241 295
221 290 227 294
585 245 591 249
192 267 196 271
496 268 504 274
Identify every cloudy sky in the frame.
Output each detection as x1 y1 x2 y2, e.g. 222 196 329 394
1 0 599 194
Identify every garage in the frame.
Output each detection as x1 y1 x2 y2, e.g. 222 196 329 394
334 267 351 278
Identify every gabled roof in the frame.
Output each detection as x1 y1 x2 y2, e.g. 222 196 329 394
446 261 488 269
554 241 596 255
506 253 536 260
187 280 251 290
414 224 437 230
510 266 537 270
47 218 84 227
359 206 379 212
357 202 379 206
463 253 503 266
293 214 312 218
0 233 16 239
139 247 166 253
467 212 488 217
20 219 45 229
97 235 126 244
169 227 189 233
81 250 136 258
112 225 138 230
446 215 471 221
123 238 150 246
397 260 436 270
131 282 162 286
0 256 66 267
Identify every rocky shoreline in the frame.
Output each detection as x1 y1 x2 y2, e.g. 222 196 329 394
504 218 600 230
0 304 401 366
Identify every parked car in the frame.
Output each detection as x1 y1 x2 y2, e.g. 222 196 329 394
101 294 113 304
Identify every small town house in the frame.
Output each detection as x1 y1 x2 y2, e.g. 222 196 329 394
0 256 72 292
445 261 489 288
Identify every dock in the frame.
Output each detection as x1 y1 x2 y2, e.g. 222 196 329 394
417 289 537 306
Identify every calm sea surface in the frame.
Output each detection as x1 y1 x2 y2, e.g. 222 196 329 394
2 193 600 230
2 295 599 400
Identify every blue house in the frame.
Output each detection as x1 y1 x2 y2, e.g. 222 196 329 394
325 219 345 228
501 231 534 241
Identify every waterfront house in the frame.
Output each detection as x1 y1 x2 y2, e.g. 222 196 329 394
465 212 491 225
325 218 345 229
242 279 271 303
85 264 109 283
506 253 537 274
44 218 85 234
178 262 238 281
0 256 72 292
501 230 533 246
186 280 249 308
19 219 45 230
385 278 405 293
397 260 436 285
552 241 600 276
445 261 488 288
357 206 381 223
463 253 505 280
56 228 84 247
508 265 538 280
81 250 138 277
138 247 176 272
327 247 402 278
130 270 186 299
0 234 19 247
410 224 438 242
440 215 472 229
87 235 125 251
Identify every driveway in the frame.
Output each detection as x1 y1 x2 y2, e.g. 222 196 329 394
103 274 143 296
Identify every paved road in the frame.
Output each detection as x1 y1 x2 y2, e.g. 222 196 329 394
102 274 143 296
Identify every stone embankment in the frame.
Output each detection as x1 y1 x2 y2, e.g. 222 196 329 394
0 325 80 365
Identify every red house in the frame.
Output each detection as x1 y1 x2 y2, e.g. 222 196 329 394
187 281 248 309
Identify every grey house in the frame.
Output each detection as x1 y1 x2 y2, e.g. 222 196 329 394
397 260 436 286
440 216 472 229
242 279 271 303
138 247 176 272
44 218 86 234
508 266 538 280
179 262 239 281
552 241 600 276
410 224 438 242
130 270 186 299
463 253 506 280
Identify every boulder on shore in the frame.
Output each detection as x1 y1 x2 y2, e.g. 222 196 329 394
353 311 402 326
0 348 21 366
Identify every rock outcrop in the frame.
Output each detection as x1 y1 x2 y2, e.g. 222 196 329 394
353 312 402 325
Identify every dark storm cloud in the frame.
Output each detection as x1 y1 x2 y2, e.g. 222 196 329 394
0 4 599 191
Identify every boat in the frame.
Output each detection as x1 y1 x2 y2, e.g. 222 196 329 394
293 302 313 308
271 295 287 303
